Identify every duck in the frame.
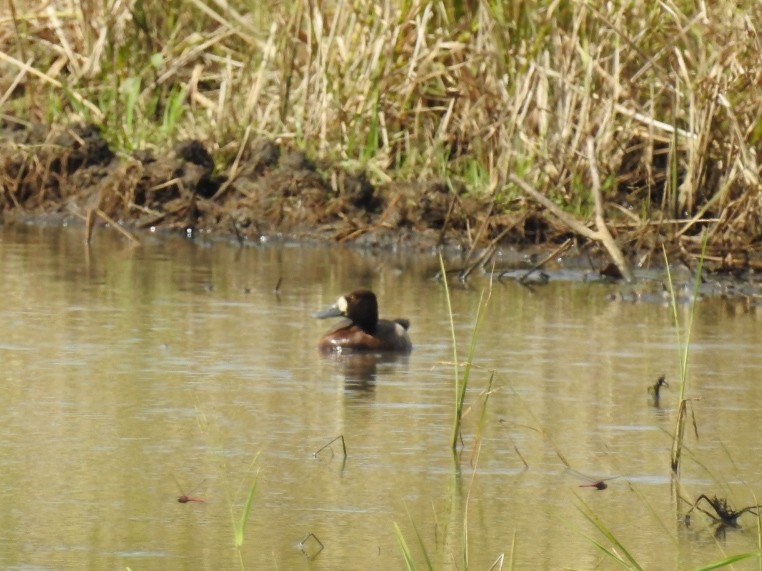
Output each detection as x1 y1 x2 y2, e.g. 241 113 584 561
314 289 412 353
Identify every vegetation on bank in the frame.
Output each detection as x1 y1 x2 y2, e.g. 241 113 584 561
1 1 761 267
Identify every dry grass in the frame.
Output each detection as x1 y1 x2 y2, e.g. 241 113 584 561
1 0 761 251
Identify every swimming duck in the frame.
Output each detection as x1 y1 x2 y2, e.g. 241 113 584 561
314 289 412 353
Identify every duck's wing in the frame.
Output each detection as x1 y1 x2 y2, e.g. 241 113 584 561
376 319 413 352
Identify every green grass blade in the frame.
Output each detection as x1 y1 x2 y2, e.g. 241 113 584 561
403 504 435 571
393 522 418 571
234 470 259 547
693 552 757 571
455 288 486 435
663 237 706 474
439 251 493 450
438 254 461 450
576 496 643 571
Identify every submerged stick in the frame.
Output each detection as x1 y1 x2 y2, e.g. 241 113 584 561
517 238 573 284
80 207 139 245
648 375 669 405
298 532 324 559
94 209 140 244
313 435 347 458
460 221 521 282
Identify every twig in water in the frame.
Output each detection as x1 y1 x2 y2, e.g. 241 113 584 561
488 552 505 571
460 220 521 282
460 243 496 282
313 435 347 458
86 208 140 245
460 208 526 282
510 436 529 471
230 216 244 247
517 238 573 284
298 532 324 560
648 375 669 405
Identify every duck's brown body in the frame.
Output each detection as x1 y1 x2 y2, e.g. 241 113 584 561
315 290 412 353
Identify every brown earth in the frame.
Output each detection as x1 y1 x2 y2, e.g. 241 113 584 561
0 121 538 250
0 120 759 278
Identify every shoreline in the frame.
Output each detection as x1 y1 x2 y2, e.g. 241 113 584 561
2 120 759 279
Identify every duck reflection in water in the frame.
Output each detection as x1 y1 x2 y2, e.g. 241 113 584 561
324 351 410 392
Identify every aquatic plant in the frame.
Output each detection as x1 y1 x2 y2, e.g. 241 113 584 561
575 495 644 571
232 464 259 549
662 241 705 475
438 254 491 451
577 493 758 571
393 511 435 571
687 494 761 528
195 405 260 568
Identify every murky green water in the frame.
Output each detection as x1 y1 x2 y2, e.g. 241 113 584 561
1 223 762 570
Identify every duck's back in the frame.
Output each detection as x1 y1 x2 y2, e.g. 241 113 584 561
318 319 411 353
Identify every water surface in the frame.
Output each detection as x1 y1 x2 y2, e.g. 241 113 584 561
1 224 761 570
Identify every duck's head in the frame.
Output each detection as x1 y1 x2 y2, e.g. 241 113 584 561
314 289 378 332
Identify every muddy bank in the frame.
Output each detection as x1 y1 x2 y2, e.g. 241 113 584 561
0 120 760 277
0 121 517 249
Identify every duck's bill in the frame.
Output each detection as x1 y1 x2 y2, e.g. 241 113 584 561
313 305 343 319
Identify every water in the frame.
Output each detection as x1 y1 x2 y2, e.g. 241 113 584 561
1 223 762 570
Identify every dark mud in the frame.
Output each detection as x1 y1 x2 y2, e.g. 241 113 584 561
1 120 761 293
0 121 543 252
